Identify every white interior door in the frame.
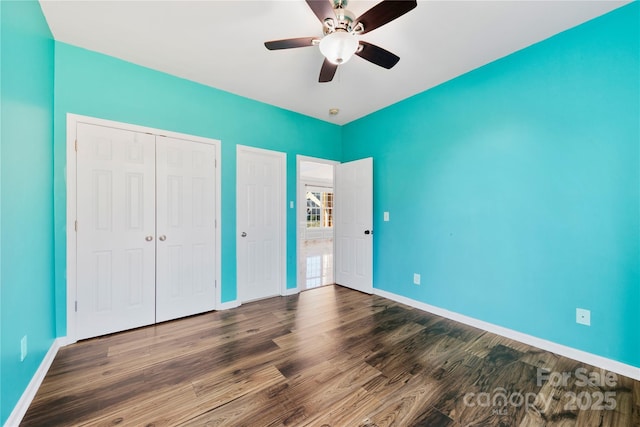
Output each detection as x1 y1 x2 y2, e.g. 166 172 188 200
76 123 156 340
335 157 373 294
155 136 217 322
237 145 286 302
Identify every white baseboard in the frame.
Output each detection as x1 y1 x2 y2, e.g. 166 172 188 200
218 299 240 310
374 288 640 381
5 337 64 427
283 287 299 296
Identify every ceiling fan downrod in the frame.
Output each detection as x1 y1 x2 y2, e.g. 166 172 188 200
325 0 364 35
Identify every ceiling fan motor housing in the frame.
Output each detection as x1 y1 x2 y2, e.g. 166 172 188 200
324 5 357 35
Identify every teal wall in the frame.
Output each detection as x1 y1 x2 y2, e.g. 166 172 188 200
343 3 640 367
0 1 56 424
1 1 638 424
52 42 343 336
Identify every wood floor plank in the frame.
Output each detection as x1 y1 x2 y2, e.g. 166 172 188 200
88 383 201 427
364 375 441 427
300 387 383 427
30 318 290 405
21 285 639 427
633 379 640 425
182 357 381 426
87 365 288 427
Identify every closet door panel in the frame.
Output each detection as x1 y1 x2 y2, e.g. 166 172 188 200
156 136 217 322
76 124 156 340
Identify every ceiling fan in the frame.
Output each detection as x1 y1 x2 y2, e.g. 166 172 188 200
264 0 417 83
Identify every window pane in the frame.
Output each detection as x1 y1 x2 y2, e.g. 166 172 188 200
306 191 333 229
306 192 321 228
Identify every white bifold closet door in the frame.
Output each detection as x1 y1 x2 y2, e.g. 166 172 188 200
76 124 216 340
76 124 156 339
155 136 216 322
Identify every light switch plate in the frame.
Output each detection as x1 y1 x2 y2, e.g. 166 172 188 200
384 211 389 221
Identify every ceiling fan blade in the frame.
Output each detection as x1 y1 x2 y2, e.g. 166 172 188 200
355 41 400 69
319 59 338 83
354 0 417 34
306 0 336 24
264 37 317 50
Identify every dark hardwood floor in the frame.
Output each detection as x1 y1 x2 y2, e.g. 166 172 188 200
22 285 639 426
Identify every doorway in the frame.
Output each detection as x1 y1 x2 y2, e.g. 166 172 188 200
297 156 338 290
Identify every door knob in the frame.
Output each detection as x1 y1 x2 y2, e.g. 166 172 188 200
159 235 166 241
145 236 153 241
241 232 247 237
364 230 372 235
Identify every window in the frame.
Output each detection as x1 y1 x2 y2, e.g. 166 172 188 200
306 190 333 228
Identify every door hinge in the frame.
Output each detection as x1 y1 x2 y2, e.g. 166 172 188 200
74 139 78 152
75 301 78 312
214 159 217 168
74 220 78 232
215 219 217 229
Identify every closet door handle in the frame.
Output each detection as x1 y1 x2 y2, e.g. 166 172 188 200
241 232 247 237
159 235 167 241
145 236 153 242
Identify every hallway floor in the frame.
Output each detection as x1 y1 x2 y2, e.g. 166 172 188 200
299 239 334 290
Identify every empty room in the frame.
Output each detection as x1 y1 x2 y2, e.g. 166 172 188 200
1 0 638 426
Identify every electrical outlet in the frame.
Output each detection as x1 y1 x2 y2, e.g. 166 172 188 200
383 211 390 222
413 273 421 285
20 335 27 361
576 308 591 326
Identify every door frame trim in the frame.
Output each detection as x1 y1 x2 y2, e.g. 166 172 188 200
66 113 222 343
236 144 287 302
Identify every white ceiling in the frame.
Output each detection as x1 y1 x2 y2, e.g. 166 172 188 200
39 0 629 125
301 161 334 182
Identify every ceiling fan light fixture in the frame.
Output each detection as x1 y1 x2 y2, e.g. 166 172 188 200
319 31 358 65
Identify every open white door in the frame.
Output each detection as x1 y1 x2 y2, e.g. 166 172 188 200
335 157 373 294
